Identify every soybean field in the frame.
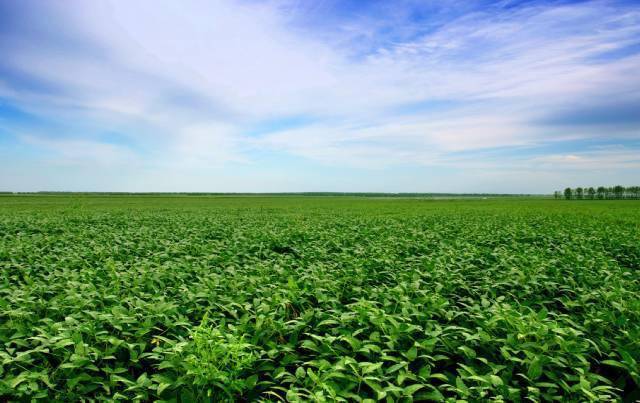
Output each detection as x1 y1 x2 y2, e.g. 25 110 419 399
1 195 639 401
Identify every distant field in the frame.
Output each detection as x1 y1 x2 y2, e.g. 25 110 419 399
1 196 639 401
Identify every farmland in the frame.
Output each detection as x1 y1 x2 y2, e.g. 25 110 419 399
1 195 639 401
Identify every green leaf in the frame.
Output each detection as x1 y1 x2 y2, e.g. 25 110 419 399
528 357 543 380
455 377 469 395
403 384 424 396
416 389 445 401
458 345 476 359
489 375 504 386
600 360 627 370
245 374 258 388
361 362 383 375
7 373 28 389
429 373 449 382
406 347 418 361
387 362 407 374
157 383 171 395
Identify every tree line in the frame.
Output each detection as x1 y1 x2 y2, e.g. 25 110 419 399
554 186 640 200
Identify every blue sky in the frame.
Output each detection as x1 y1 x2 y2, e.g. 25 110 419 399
1 0 639 193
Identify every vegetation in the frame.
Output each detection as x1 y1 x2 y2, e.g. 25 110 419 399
556 186 640 199
1 196 639 401
7 192 537 198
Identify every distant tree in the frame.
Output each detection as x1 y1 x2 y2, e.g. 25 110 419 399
562 185 640 200
564 187 573 200
613 185 625 199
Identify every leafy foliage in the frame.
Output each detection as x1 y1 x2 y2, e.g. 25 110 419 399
559 186 640 199
1 196 639 401
184 313 258 398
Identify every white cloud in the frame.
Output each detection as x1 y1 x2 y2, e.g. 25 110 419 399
529 148 640 171
20 135 137 167
170 123 248 165
0 0 639 191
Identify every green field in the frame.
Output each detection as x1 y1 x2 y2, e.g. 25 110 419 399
1 196 639 401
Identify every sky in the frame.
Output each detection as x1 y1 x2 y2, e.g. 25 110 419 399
0 0 639 193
